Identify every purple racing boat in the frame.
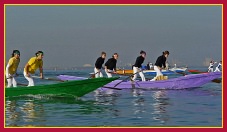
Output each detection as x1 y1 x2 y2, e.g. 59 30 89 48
57 75 88 80
57 72 221 90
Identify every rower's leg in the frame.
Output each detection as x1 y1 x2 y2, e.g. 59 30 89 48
24 71 34 86
25 76 34 86
94 68 99 78
28 78 34 86
99 72 103 77
7 78 12 88
132 67 138 81
151 66 163 81
105 69 112 78
12 77 17 87
211 68 214 72
139 71 146 81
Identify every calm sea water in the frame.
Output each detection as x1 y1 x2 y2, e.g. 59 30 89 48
5 67 222 127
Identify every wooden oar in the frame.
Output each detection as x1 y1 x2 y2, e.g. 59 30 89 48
101 86 122 90
102 71 142 89
89 71 100 78
138 76 152 81
32 76 65 82
108 72 130 77
211 78 221 83
112 70 142 88
17 83 28 86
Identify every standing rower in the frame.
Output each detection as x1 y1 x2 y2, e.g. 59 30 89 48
94 52 106 78
132 50 146 81
104 53 118 78
208 60 216 72
151 51 169 81
5 50 20 87
214 61 222 72
24 51 44 86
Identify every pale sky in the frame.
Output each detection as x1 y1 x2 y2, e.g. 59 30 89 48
5 5 222 68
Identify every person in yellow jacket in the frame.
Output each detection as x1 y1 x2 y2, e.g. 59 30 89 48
5 50 20 87
24 51 44 86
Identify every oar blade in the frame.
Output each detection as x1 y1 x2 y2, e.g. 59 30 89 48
212 79 221 83
102 86 122 90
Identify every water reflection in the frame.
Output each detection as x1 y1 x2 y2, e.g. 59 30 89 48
5 100 19 126
151 90 170 125
5 98 45 127
130 89 171 125
131 88 144 97
93 89 119 105
93 89 120 117
5 96 101 127
131 88 145 119
19 100 45 123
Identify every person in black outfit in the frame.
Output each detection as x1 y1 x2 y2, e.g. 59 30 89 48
151 51 170 81
105 53 119 78
132 50 146 81
94 52 106 78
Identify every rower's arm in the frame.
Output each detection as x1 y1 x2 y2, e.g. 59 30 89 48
39 66 43 78
39 63 43 78
16 59 20 75
163 60 166 69
5 63 11 77
6 58 14 77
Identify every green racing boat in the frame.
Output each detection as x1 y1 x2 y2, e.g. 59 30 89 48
5 77 118 98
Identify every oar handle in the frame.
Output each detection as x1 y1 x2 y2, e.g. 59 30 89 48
89 71 100 78
6 74 19 79
32 76 65 82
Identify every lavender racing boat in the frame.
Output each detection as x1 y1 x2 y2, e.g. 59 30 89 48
57 72 221 90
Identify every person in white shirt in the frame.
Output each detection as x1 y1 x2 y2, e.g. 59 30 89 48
214 61 222 72
208 60 216 72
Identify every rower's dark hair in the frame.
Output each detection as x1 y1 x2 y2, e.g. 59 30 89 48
11 50 20 57
140 50 146 55
36 51 44 56
101 52 106 56
163 50 170 55
112 53 118 57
